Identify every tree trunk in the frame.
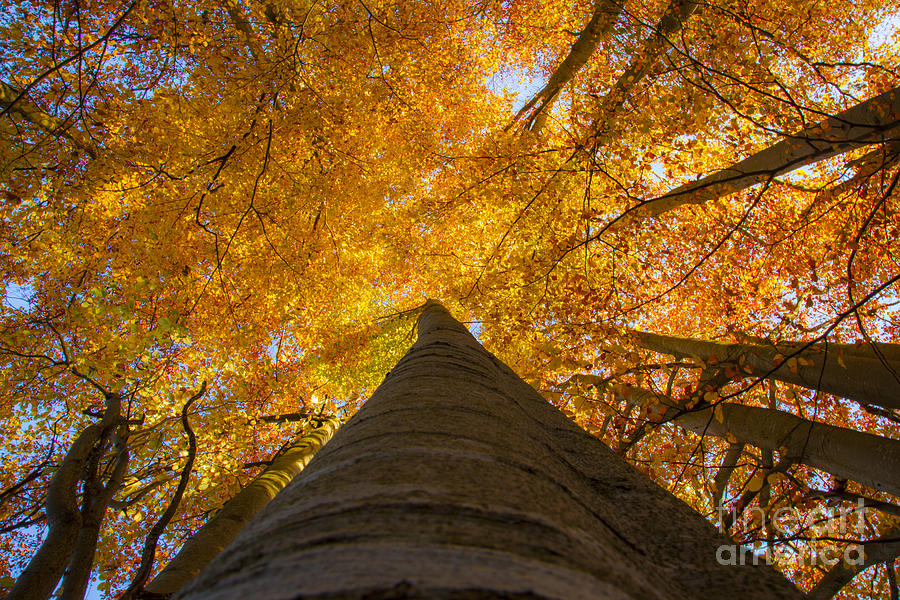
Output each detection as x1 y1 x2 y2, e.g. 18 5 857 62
173 302 800 599
59 442 129 600
590 0 698 144
7 425 101 600
10 390 122 600
632 330 900 410
615 384 900 496
145 415 340 596
514 0 623 133
712 442 744 512
639 86 900 217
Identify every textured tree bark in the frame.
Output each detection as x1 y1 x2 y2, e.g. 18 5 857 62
632 330 900 410
615 384 900 496
174 301 801 600
639 86 900 217
145 415 340 596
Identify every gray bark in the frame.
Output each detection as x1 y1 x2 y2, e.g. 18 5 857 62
639 86 900 217
174 301 800 599
9 393 122 600
712 442 744 511
806 488 900 519
632 330 900 410
145 415 340 596
7 426 101 600
615 384 900 496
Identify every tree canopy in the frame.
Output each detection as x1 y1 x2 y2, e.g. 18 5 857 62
0 0 898 597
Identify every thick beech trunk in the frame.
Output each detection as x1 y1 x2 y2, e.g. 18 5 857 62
633 330 900 410
145 415 340 596
174 302 800 600
615 384 900 496
639 86 900 217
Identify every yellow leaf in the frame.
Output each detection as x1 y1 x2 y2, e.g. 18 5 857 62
767 472 786 484
747 473 765 492
714 404 724 423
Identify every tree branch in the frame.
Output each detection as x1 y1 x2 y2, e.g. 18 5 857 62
512 0 623 134
121 382 206 600
638 86 900 217
590 0 698 144
221 0 262 61
807 525 900 600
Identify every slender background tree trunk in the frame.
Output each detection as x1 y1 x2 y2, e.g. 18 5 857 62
806 525 900 600
174 302 801 599
514 0 623 133
146 415 340 596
